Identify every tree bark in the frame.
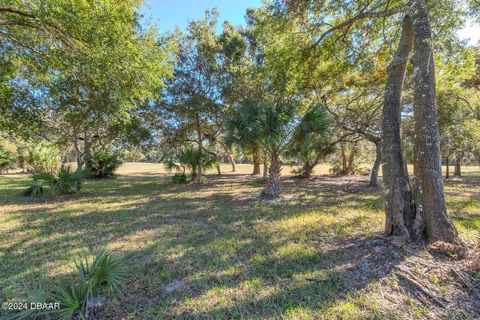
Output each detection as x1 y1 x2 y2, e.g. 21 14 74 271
382 15 417 239
301 163 314 178
252 146 261 175
369 141 382 187
263 151 281 198
83 138 93 172
216 164 221 175
195 113 203 183
411 0 460 244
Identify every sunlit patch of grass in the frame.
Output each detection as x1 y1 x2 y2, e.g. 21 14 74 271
283 305 315 319
325 301 363 319
275 242 318 260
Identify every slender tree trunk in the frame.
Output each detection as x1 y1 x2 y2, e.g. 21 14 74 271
252 146 261 175
301 146 331 178
454 161 461 176
76 155 84 191
195 113 203 183
73 137 86 191
382 15 416 239
301 163 314 178
75 152 83 170
216 164 221 175
369 141 382 187
219 141 236 172
346 146 357 174
263 151 281 198
263 157 268 180
445 157 450 179
341 144 347 174
83 139 92 172
411 0 460 244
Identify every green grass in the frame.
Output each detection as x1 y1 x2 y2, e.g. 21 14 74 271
0 163 479 319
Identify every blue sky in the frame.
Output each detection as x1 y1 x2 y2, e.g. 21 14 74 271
141 0 262 33
141 1 480 45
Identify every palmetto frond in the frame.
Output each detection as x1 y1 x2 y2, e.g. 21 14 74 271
24 165 89 196
289 104 332 154
164 145 219 177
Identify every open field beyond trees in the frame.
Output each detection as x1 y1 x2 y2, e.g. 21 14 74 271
1 163 479 319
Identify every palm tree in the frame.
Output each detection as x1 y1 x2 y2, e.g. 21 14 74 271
165 145 219 181
226 98 290 197
224 100 263 175
253 98 297 198
227 98 332 198
287 105 333 177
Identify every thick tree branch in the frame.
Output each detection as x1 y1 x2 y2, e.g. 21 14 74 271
314 3 408 46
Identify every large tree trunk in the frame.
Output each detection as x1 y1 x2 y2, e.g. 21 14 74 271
411 0 460 244
252 146 261 175
195 113 203 183
454 161 461 176
263 152 281 198
382 15 417 239
369 141 382 187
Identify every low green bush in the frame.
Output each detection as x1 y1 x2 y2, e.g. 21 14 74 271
24 166 89 196
329 161 371 176
0 147 15 173
87 152 123 179
172 173 188 183
24 141 60 173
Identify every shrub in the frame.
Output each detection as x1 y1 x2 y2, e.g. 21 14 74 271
88 151 123 179
329 161 371 176
1 250 132 320
25 141 60 173
24 166 89 196
0 147 15 173
172 173 188 183
164 146 219 180
54 250 132 319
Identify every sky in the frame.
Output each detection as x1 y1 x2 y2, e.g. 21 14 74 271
141 0 480 45
141 0 262 33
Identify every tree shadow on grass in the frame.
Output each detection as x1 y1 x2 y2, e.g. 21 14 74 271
1 172 479 318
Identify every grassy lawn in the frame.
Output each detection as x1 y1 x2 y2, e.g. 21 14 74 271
1 163 479 319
